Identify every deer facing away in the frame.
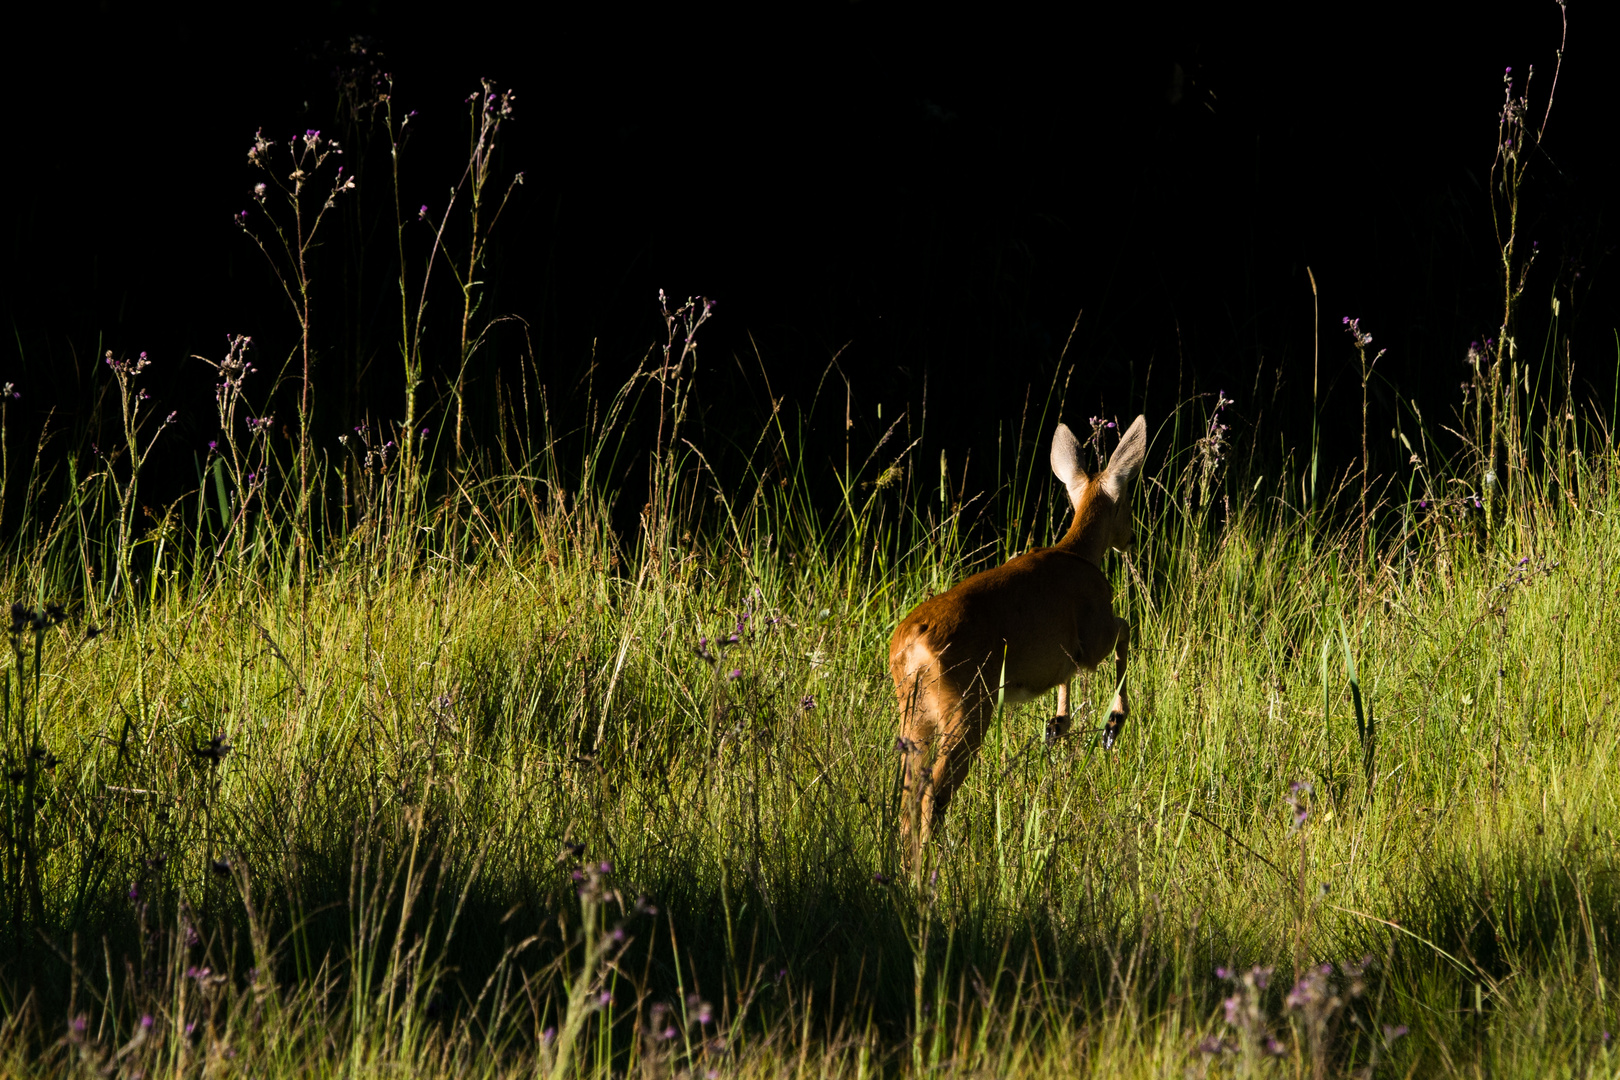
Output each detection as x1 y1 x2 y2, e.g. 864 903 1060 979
887 415 1148 861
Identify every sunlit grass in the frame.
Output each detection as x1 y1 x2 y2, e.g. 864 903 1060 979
3 34 1613 1073
3 364 1618 1076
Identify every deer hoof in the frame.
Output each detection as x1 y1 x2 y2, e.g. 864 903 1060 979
1102 711 1126 750
1044 714 1071 743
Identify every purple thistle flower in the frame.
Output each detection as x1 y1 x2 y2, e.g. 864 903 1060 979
1223 996 1241 1025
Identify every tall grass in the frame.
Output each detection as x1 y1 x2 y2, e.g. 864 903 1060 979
4 45 1618 1079
3 323 1617 1076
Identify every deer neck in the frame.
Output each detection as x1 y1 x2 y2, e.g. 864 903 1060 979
1054 511 1110 568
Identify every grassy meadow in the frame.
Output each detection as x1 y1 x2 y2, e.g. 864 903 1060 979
3 56 1618 1079
2 340 1618 1079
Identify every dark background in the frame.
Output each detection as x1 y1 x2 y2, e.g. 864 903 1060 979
1 0 1614 527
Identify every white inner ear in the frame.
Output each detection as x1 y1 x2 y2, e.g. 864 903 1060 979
1050 423 1088 507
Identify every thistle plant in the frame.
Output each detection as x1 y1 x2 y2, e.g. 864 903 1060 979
101 351 177 603
545 854 659 1080
236 125 356 547
1084 415 1117 473
1341 317 1383 571
370 77 523 476
196 334 272 561
1477 4 1566 525
1190 390 1232 517
1202 964 1284 1075
647 291 713 555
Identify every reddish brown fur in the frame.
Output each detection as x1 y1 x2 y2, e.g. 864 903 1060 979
888 416 1147 863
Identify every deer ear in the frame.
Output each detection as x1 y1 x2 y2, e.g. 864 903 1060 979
1101 415 1148 501
1050 423 1088 505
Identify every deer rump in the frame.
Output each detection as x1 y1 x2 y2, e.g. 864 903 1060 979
891 549 1117 709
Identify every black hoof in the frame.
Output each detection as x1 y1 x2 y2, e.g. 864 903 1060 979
1102 711 1126 750
1044 714 1071 743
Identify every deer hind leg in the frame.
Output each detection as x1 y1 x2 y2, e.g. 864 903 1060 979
1103 615 1130 750
921 688 989 837
1045 681 1073 743
896 668 946 868
897 674 988 866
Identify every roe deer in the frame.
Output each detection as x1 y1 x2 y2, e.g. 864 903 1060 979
888 415 1148 861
